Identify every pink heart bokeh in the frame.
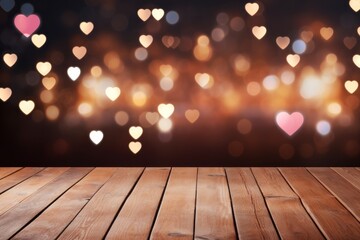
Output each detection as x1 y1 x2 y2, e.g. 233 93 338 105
276 111 304 136
14 14 40 37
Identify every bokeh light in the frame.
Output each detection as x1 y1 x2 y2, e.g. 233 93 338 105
0 0 359 164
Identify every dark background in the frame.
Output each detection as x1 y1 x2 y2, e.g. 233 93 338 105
0 0 359 166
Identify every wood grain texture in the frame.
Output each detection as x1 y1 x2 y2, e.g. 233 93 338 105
105 168 170 240
13 168 117 240
252 168 324 240
195 168 236 240
0 168 22 180
0 168 92 240
0 168 69 216
280 168 360 239
150 167 197 240
0 167 358 239
58 168 144 240
308 168 360 221
332 167 360 190
225 168 279 240
252 168 298 198
0 167 43 194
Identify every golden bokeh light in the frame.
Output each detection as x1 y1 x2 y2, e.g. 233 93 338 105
78 102 93 117
157 118 173 133
327 102 342 116
46 105 60 120
90 66 102 78
40 90 54 103
132 91 147 107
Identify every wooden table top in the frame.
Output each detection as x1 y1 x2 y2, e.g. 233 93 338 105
0 167 359 239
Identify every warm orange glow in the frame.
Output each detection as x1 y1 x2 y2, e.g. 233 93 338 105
40 90 54 103
90 66 102 78
46 105 60 120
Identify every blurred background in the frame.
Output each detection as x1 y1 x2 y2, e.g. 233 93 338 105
0 0 359 166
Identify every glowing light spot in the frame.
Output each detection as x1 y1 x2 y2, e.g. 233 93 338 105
129 141 142 154
19 100 35 115
157 118 173 133
78 102 93 117
160 77 174 91
252 26 267 39
222 90 240 110
90 66 102 77
197 35 210 46
89 130 103 145
300 31 313 42
114 111 129 126
325 53 337 64
316 120 331 136
21 3 34 15
195 73 214 89
134 47 148 61
230 17 245 31
216 12 229 25
67 66 81 81
233 55 250 76
105 87 121 101
320 27 334 40
165 11 179 25
46 105 59 121
132 91 147 107
300 76 323 99
159 65 173 76
246 81 261 96
158 103 175 118
185 109 200 123
211 28 225 42
139 35 153 48
146 112 160 125
129 126 143 140
262 75 279 91
138 112 151 128
104 52 123 71
327 102 342 116
40 90 54 103
193 45 212 62
292 39 307 54
280 71 295 85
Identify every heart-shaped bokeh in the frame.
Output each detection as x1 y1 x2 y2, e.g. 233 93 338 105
14 14 40 37
276 112 304 136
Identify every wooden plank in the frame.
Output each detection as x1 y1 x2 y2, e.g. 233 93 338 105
280 168 360 239
252 168 298 198
225 168 279 239
308 168 360 221
252 168 324 240
0 168 22 180
332 167 360 190
105 168 170 240
150 168 197 240
0 168 69 216
57 168 144 240
0 167 44 194
0 167 92 240
13 168 117 240
195 168 236 240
